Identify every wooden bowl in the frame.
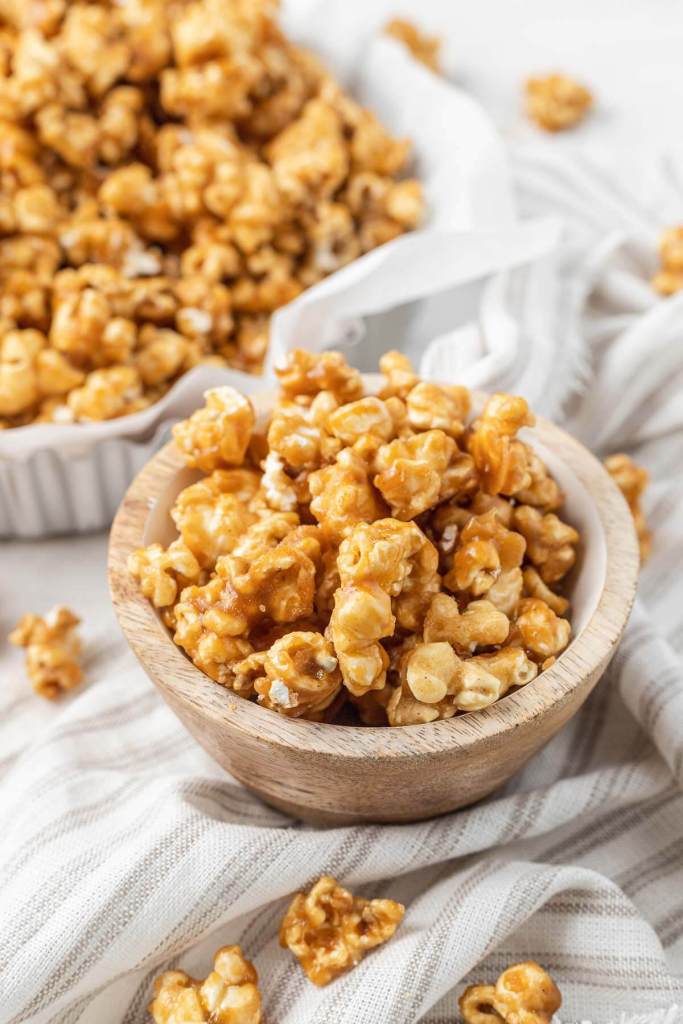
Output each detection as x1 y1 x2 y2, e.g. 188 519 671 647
108 386 639 825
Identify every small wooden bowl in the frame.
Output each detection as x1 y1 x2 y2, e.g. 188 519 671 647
109 386 639 826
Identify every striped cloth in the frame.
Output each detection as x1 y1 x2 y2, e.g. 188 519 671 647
2 100 683 1024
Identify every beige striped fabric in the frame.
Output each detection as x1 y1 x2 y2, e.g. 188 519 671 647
2 161 683 1024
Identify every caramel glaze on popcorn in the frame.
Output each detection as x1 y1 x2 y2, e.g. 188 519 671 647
384 18 441 72
525 73 593 132
9 605 83 699
128 349 581 728
0 0 424 428
149 945 262 1024
460 960 561 1024
652 226 683 296
279 875 404 986
604 452 651 563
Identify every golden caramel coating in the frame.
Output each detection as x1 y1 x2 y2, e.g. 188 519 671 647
276 348 363 404
9 606 83 700
130 350 577 725
128 540 201 608
173 387 255 472
374 430 475 520
486 567 524 617
149 945 262 1024
378 349 418 399
267 395 340 471
406 381 470 437
337 517 439 633
329 582 394 697
525 74 593 132
446 510 526 597
327 395 396 449
513 506 579 584
404 641 459 704
522 567 569 616
0 8 423 428
423 594 509 654
515 447 563 512
516 598 571 661
460 960 561 1024
170 469 261 568
468 394 535 497
309 448 387 539
279 875 404 986
251 631 342 718
652 226 683 296
385 18 441 72
67 366 145 421
604 453 651 562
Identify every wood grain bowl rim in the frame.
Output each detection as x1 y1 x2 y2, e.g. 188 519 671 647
108 397 640 763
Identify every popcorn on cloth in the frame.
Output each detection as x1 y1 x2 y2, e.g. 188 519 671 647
9 605 83 699
0 1 424 427
384 18 442 73
604 452 651 562
279 875 404 986
651 226 683 296
129 349 578 725
525 73 593 131
459 960 561 1024
149 945 262 1024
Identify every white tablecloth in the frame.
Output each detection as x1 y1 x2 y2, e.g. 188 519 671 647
2 2 683 1021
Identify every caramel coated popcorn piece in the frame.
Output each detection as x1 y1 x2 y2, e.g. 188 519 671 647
385 18 441 72
460 960 561 1024
423 594 509 654
374 430 470 520
149 945 262 1024
276 348 363 404
279 876 404 986
406 381 470 437
249 631 341 718
516 597 571 661
128 541 201 608
468 394 535 496
309 448 387 539
525 74 593 132
604 453 651 562
652 226 683 296
9 606 83 700
513 506 579 584
173 387 255 472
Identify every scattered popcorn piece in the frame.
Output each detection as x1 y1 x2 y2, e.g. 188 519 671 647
279 875 404 986
9 606 83 699
652 226 683 296
385 18 441 72
149 945 262 1024
604 453 651 562
460 960 561 1024
525 74 593 132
